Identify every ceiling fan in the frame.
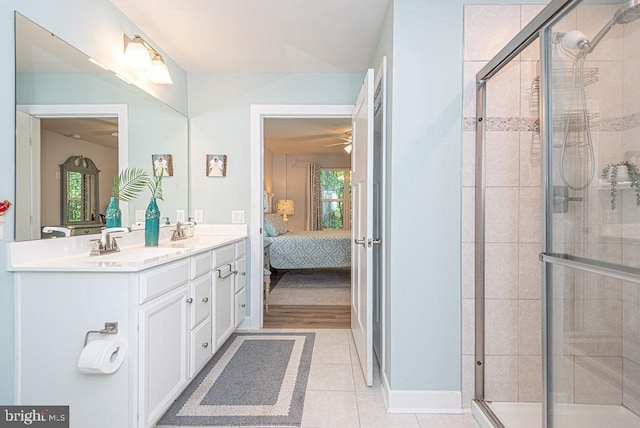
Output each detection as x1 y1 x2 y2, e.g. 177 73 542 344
325 130 352 147
325 130 353 153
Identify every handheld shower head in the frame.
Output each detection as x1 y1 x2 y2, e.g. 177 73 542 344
615 0 640 24
584 0 640 54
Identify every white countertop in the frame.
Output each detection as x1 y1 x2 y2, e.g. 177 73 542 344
7 224 247 272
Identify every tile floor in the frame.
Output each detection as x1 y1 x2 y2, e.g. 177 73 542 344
162 328 480 428
296 328 480 428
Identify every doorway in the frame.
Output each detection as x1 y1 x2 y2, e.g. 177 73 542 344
249 105 353 330
262 117 353 328
15 104 128 241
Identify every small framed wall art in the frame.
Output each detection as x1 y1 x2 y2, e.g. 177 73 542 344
206 154 227 177
152 154 174 176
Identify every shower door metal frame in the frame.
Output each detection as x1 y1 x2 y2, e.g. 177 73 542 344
473 1 576 427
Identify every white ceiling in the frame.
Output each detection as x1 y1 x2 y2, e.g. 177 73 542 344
264 118 352 155
109 0 389 73
108 1 378 154
40 118 119 149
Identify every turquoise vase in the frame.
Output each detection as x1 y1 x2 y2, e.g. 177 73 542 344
145 197 160 247
105 197 122 228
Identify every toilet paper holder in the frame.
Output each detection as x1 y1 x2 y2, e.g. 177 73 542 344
83 322 118 347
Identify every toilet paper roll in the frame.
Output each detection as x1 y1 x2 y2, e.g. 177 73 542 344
77 339 127 374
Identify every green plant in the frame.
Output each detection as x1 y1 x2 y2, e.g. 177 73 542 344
147 170 164 201
601 161 640 210
112 167 149 201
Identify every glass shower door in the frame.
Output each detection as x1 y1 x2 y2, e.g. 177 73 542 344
541 1 640 427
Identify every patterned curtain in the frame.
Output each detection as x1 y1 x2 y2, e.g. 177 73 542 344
306 164 323 230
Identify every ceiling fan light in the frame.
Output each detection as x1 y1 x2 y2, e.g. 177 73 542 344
344 144 352 154
124 35 152 69
148 54 173 84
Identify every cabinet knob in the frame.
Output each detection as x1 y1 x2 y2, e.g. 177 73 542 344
186 297 193 304
241 272 246 276
202 342 209 348
201 297 209 303
241 303 246 308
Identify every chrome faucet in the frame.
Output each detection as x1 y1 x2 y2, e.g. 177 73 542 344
171 221 195 241
171 221 186 241
90 227 130 256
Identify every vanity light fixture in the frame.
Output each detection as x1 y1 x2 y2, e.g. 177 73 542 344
123 34 173 84
148 53 173 84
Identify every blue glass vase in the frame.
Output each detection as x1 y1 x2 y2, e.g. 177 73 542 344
105 197 122 228
145 197 160 247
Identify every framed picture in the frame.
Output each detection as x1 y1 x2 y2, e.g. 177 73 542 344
206 154 227 177
152 154 173 176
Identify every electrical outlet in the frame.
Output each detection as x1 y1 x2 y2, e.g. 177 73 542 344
231 210 245 224
176 210 185 223
194 210 203 224
135 210 145 222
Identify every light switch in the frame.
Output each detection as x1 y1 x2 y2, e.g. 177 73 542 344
194 210 203 223
231 210 245 224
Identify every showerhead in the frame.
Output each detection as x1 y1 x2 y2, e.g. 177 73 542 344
615 0 640 24
584 0 640 54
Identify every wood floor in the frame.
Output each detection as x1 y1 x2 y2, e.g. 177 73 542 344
263 304 351 329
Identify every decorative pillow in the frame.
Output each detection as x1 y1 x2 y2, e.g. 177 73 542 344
264 213 288 237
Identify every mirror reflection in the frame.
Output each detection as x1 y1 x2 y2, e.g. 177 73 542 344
15 13 189 242
59 155 101 228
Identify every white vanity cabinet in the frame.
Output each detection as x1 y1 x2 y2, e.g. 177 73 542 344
12 233 247 428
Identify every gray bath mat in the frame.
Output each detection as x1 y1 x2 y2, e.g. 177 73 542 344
156 332 315 426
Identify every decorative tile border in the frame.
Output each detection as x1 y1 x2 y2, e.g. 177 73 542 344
464 113 640 132
463 117 538 132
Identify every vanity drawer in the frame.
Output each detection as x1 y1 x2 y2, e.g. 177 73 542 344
235 240 246 258
190 273 211 328
190 318 212 377
190 252 211 279
212 245 234 268
139 260 190 304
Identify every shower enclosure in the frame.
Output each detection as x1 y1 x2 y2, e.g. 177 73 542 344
473 0 640 427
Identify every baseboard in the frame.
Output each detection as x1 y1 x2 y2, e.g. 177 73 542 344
237 317 254 331
382 371 462 414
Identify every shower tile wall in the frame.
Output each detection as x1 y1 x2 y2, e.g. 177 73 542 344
462 4 545 408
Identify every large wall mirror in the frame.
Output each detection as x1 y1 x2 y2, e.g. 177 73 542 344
15 13 189 241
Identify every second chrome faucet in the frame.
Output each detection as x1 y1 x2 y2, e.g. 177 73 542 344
90 227 130 256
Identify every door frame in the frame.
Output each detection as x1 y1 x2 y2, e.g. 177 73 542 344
15 104 129 226
248 104 354 330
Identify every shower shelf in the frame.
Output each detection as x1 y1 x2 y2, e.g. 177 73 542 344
528 65 600 137
597 179 635 189
552 66 600 90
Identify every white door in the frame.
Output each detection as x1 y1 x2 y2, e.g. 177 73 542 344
351 68 374 386
15 111 41 241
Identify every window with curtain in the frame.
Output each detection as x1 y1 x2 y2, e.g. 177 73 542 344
320 169 351 230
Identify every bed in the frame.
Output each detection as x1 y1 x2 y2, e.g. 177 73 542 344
263 213 351 269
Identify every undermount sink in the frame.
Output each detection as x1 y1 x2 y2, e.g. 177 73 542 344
82 246 188 264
